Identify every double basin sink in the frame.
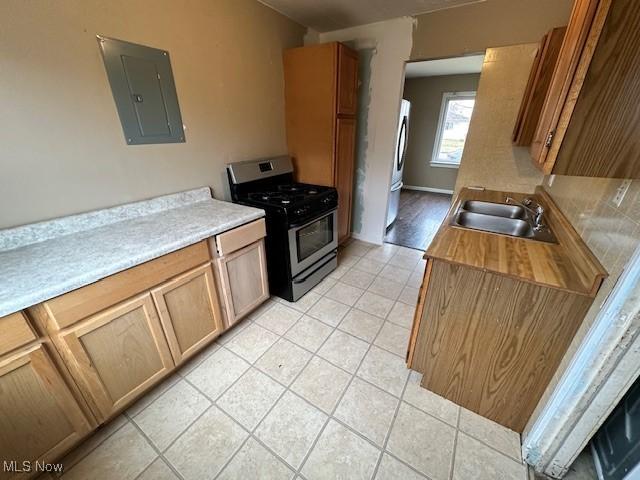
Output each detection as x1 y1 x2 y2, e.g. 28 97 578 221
451 200 557 243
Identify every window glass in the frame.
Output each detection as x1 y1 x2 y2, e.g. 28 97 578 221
432 93 476 167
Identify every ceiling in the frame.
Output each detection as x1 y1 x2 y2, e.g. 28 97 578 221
258 0 485 32
404 54 485 78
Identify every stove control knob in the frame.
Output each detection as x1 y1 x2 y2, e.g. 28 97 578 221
294 208 305 216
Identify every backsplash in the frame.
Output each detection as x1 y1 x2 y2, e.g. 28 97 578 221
525 175 640 435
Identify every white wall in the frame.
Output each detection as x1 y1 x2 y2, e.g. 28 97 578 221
315 18 414 245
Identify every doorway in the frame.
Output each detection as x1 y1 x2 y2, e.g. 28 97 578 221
384 54 484 251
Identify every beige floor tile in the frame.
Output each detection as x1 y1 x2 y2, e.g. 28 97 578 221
62 423 156 480
302 420 380 480
176 341 220 376
225 323 279 363
254 303 302 335
338 252 360 268
378 264 412 284
306 297 351 327
255 338 312 386
355 291 395 319
388 252 420 270
317 330 369 373
284 315 334 352
396 246 424 260
334 377 398 445
217 368 285 430
341 268 377 289
132 379 210 451
367 276 404 300
365 243 399 262
324 281 365 307
386 302 415 329
338 308 385 342
375 453 428 480
387 403 456 480
374 322 410 357
127 376 180 417
329 264 351 280
357 346 409 396
60 415 129 472
247 298 277 320
397 286 419 306
342 242 373 257
353 257 386 275
291 356 351 413
254 391 327 468
458 408 522 462
165 406 248 480
278 291 322 313
216 319 251 345
403 371 459 427
453 433 527 480
312 276 337 295
407 270 424 288
137 458 178 480
218 438 294 480
186 347 250 400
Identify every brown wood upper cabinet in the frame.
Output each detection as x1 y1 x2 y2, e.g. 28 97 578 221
0 317 93 476
513 26 566 146
529 0 640 178
151 263 224 365
284 42 359 243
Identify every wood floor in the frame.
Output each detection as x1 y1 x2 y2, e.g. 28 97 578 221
385 190 452 251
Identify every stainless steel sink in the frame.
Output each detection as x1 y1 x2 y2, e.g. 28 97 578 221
460 200 527 219
451 199 557 243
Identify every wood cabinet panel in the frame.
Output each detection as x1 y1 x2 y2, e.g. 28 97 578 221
216 240 269 327
214 218 266 256
58 293 173 421
0 344 92 476
412 260 593 432
513 26 566 146
554 0 640 177
337 44 358 116
0 311 37 357
151 264 223 364
44 241 210 330
335 117 356 243
530 0 599 172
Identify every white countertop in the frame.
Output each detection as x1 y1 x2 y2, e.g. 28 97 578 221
0 188 264 317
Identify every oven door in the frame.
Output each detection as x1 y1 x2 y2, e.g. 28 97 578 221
288 209 338 277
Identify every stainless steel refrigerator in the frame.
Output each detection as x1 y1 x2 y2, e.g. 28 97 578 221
386 99 411 228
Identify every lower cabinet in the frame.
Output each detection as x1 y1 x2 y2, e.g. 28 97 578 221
0 344 92 477
215 239 269 327
57 293 174 422
151 263 224 365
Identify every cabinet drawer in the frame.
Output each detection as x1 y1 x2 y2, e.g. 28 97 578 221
0 311 37 357
214 218 266 256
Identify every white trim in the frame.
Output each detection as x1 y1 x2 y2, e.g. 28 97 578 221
431 91 476 168
523 244 640 478
429 162 460 169
403 185 454 195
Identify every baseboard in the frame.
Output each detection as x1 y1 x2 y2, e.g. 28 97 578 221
403 185 454 195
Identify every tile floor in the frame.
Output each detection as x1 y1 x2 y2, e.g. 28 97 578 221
58 240 528 480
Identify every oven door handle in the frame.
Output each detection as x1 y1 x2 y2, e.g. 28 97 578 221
288 208 337 229
292 250 338 284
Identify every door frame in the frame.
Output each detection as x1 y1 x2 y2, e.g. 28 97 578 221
522 244 640 478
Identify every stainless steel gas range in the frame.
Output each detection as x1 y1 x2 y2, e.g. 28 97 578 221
227 156 338 302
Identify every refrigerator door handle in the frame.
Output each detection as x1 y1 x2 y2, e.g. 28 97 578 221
391 181 403 192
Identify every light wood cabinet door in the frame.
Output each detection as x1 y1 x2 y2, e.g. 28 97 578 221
58 293 174 422
335 117 356 243
216 240 269 327
337 44 358 116
151 264 223 365
0 344 92 477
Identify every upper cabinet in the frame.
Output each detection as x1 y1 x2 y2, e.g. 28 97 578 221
283 42 359 243
524 0 640 178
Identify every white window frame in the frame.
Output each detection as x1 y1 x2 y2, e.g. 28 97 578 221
430 91 476 169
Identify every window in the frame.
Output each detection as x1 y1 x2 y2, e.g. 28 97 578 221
431 91 476 168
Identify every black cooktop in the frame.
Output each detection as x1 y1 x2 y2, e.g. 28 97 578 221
244 183 333 208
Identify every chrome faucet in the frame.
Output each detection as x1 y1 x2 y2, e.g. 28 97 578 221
506 196 545 231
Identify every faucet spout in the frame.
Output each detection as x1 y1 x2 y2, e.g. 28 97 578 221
505 196 545 230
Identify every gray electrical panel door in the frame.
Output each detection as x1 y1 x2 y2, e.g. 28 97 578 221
98 36 185 145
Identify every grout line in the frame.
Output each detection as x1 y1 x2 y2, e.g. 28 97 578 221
448 401 462 480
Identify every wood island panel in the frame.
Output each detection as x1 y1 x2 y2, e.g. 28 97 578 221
412 259 594 432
